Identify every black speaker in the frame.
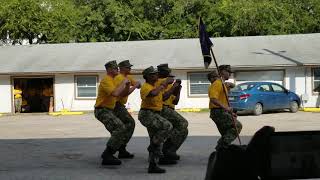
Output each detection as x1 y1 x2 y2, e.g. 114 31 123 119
266 131 320 179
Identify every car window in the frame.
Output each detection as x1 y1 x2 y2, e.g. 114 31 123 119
234 84 255 91
257 84 271 92
271 84 285 93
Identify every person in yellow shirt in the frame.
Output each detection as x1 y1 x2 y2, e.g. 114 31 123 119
208 65 242 151
156 64 188 162
113 60 141 159
94 60 131 166
138 66 178 173
41 83 54 112
14 84 23 113
21 98 30 112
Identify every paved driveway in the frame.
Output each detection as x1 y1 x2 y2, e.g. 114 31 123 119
0 111 319 180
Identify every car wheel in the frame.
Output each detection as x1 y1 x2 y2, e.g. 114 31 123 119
253 103 263 116
289 101 299 113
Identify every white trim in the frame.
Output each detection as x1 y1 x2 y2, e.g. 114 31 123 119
75 75 98 99
188 72 210 97
312 67 320 94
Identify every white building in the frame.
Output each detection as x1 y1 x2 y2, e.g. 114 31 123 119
0 33 319 113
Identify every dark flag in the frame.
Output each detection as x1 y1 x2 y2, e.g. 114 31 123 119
198 17 213 69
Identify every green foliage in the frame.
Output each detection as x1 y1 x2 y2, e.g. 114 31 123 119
0 0 320 44
0 0 79 44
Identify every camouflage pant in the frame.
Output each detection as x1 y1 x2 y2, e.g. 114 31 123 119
138 109 173 147
113 102 135 145
14 98 22 113
210 109 242 150
161 106 189 152
94 107 130 151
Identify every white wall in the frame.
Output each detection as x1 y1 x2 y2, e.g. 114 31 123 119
304 67 320 107
285 67 320 108
285 67 306 95
54 73 99 111
0 75 12 113
126 74 143 111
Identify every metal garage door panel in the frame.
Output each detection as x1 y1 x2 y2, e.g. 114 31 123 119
235 71 284 85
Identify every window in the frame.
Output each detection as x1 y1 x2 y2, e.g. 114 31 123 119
235 71 284 85
313 68 320 93
271 84 285 93
235 83 256 91
189 73 210 95
75 76 98 98
257 84 271 92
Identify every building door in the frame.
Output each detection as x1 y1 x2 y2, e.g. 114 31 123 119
13 77 54 113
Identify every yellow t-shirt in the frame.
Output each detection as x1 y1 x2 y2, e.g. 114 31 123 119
114 74 137 105
208 79 229 109
156 78 176 109
95 75 117 109
140 83 163 111
14 89 22 99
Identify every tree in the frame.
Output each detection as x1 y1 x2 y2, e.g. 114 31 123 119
1 0 320 44
0 0 79 44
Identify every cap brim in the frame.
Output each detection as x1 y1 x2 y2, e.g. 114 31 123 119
120 65 133 68
149 70 159 74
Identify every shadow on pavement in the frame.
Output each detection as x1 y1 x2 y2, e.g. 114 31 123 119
0 136 252 180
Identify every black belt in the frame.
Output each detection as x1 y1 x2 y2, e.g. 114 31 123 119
163 105 174 110
140 108 161 113
95 107 112 110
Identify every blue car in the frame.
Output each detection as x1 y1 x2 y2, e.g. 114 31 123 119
228 82 301 115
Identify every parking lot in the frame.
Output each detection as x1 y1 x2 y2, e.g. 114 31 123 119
0 111 319 180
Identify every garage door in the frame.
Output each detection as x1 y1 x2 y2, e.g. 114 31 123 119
235 71 284 85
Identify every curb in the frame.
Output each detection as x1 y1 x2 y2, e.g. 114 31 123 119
49 109 85 116
302 108 320 112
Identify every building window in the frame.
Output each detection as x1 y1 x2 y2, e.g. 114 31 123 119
235 70 284 85
75 76 98 98
189 72 210 95
313 68 320 93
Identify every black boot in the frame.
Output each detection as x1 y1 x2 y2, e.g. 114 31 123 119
147 144 163 158
148 162 166 173
101 146 121 165
158 156 178 165
162 138 180 161
163 139 180 160
118 145 134 159
163 151 180 161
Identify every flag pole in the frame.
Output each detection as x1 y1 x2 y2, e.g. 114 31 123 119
209 48 242 145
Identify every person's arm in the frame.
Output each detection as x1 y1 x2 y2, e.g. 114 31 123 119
162 77 179 100
148 84 165 97
210 98 232 112
148 77 173 97
163 82 180 101
111 79 130 97
122 81 141 97
225 82 235 91
172 85 182 105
